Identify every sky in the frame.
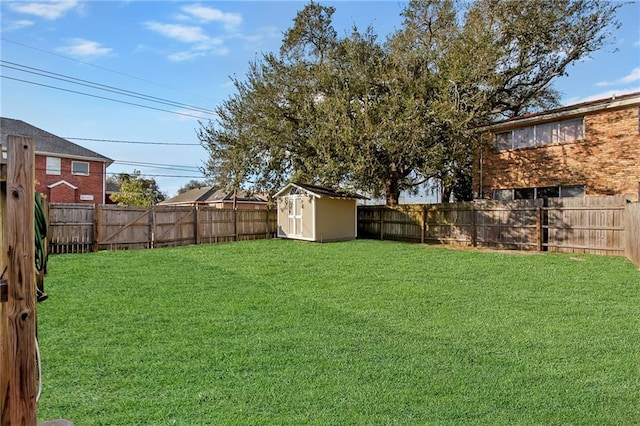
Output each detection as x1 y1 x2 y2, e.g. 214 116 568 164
1 0 639 198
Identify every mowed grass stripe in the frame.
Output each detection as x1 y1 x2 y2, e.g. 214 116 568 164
37 239 640 425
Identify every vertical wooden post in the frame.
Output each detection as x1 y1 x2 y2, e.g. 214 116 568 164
93 204 102 252
149 208 156 249
194 206 201 245
471 204 477 247
233 209 238 241
379 207 384 241
420 206 426 244
5 136 37 425
536 205 543 252
1 149 10 425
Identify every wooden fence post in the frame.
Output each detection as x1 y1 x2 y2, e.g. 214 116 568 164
536 205 543 252
471 204 477 247
234 209 238 241
194 206 201 245
4 136 37 425
420 206 426 244
150 208 156 249
1 145 9 425
93 204 102 252
380 208 384 241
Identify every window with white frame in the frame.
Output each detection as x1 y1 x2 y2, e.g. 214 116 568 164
495 117 585 151
71 161 89 175
46 157 61 175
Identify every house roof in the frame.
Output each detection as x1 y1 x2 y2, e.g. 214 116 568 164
275 182 368 200
0 117 113 164
159 186 269 205
477 91 640 132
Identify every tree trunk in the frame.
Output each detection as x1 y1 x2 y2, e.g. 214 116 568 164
385 178 400 205
441 185 453 203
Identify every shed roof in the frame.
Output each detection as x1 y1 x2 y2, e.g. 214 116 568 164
160 186 268 205
1 117 113 164
275 182 368 200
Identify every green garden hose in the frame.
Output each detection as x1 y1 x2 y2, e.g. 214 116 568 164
34 193 48 273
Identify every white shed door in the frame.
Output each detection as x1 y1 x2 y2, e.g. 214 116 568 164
288 196 303 236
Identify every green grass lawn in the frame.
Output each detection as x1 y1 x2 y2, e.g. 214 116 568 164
37 239 640 425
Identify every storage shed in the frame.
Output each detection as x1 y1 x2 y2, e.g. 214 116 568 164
275 183 366 242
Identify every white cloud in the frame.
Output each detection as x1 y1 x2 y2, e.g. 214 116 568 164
8 0 79 20
567 87 640 104
144 21 228 62
57 38 113 57
3 20 35 31
144 22 211 43
596 67 640 87
168 50 206 62
181 4 241 29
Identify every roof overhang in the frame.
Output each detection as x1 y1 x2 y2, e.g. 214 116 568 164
476 92 640 133
36 150 114 166
275 182 367 200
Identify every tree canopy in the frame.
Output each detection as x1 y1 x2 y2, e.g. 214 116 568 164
177 179 212 194
108 170 166 206
199 0 620 205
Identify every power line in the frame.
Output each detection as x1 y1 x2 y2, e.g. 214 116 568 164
107 172 206 179
1 37 217 103
1 75 207 120
33 166 205 179
1 60 216 115
66 137 201 146
113 160 202 173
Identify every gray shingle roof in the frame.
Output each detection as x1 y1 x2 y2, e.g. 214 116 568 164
1 117 113 164
160 186 268 205
276 182 368 200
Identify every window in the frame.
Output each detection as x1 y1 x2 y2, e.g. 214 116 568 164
559 185 585 198
495 185 585 200
514 188 535 200
46 157 61 175
71 161 89 175
493 189 514 201
495 117 585 151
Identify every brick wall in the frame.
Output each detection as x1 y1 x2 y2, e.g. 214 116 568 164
474 105 640 200
35 155 106 203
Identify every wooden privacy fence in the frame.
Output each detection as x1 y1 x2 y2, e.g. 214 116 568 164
48 204 277 253
358 196 639 264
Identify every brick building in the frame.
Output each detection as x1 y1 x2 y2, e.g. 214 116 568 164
1 117 113 204
473 92 640 201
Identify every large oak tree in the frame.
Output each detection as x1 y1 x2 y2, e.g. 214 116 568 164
200 0 620 204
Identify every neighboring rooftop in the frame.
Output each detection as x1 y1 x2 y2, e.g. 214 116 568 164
0 117 113 164
160 186 268 205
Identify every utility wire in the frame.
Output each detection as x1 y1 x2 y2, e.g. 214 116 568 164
34 166 204 179
1 37 217 103
1 75 207 119
1 60 216 115
113 161 201 173
66 137 201 146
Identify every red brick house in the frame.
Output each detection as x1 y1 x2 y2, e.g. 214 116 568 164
1 117 113 204
473 92 640 201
